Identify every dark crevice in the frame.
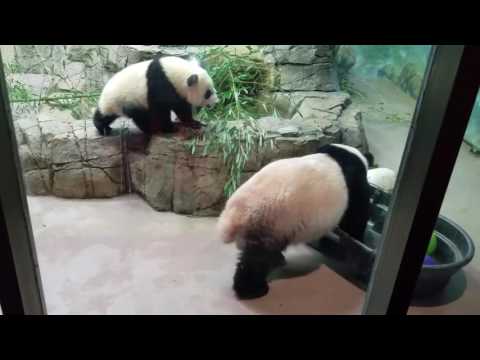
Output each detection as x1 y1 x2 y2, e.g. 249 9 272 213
276 60 332 66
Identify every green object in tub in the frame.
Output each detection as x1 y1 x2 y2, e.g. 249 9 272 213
427 233 438 256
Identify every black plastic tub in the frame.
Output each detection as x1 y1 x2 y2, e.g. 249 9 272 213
309 185 475 299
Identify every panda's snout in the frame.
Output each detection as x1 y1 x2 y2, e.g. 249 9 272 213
210 95 219 106
206 98 218 108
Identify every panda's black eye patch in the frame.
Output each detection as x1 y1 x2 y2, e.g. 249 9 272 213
205 89 212 99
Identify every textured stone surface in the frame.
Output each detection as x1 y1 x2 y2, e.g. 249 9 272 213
128 135 177 212
12 45 113 91
10 43 368 215
265 45 339 92
23 169 51 195
377 62 423 99
338 105 370 154
107 45 211 69
13 86 369 216
335 45 356 75
173 151 228 216
272 91 351 123
11 45 339 95
7 73 59 95
13 45 66 73
14 107 126 200
377 64 398 82
291 91 351 119
265 45 336 65
128 132 239 216
278 63 339 91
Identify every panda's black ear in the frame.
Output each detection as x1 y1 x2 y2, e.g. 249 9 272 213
365 152 375 168
187 74 199 87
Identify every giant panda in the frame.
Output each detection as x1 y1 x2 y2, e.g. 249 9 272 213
217 143 372 299
93 55 218 135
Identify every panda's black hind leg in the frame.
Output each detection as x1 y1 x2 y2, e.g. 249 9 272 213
93 109 118 136
233 257 269 300
233 244 285 300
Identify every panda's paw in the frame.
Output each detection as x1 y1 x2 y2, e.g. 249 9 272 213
183 119 205 129
160 123 180 133
234 281 269 300
233 266 269 299
98 126 112 136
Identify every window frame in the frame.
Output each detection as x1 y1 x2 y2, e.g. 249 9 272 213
0 51 46 315
362 45 480 315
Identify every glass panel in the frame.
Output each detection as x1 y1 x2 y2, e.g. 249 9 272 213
1 45 433 314
465 95 480 152
407 89 480 315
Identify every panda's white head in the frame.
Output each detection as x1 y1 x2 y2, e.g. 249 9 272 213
185 68 219 108
161 56 219 108
367 167 396 192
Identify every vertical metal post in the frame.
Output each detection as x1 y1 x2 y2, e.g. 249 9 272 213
363 45 480 315
0 51 47 315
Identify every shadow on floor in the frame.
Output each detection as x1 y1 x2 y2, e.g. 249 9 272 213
238 247 366 315
267 247 325 281
263 243 474 311
326 258 472 308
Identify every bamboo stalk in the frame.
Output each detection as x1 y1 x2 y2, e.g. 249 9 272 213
10 93 100 104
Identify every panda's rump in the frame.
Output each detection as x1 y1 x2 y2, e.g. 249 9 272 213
273 161 349 245
98 61 150 115
219 155 349 248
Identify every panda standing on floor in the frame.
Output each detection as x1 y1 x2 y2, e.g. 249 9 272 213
93 56 218 135
217 143 372 299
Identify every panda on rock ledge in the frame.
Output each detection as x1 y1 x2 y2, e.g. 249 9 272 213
93 55 218 136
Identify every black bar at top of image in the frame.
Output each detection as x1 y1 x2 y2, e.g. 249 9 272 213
387 45 480 315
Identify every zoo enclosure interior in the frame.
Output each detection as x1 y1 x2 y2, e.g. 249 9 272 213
1 45 478 315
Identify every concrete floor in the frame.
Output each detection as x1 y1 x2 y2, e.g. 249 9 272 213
13 77 480 315
28 195 365 315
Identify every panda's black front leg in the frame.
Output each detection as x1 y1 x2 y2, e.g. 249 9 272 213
93 109 118 136
173 102 205 130
150 108 179 134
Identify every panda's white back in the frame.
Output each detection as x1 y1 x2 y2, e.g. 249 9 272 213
98 56 209 116
98 60 152 115
217 153 349 249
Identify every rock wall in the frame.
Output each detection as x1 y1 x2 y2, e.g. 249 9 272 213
377 62 423 98
15 107 126 198
10 45 370 216
10 45 216 91
263 45 340 92
14 91 368 216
